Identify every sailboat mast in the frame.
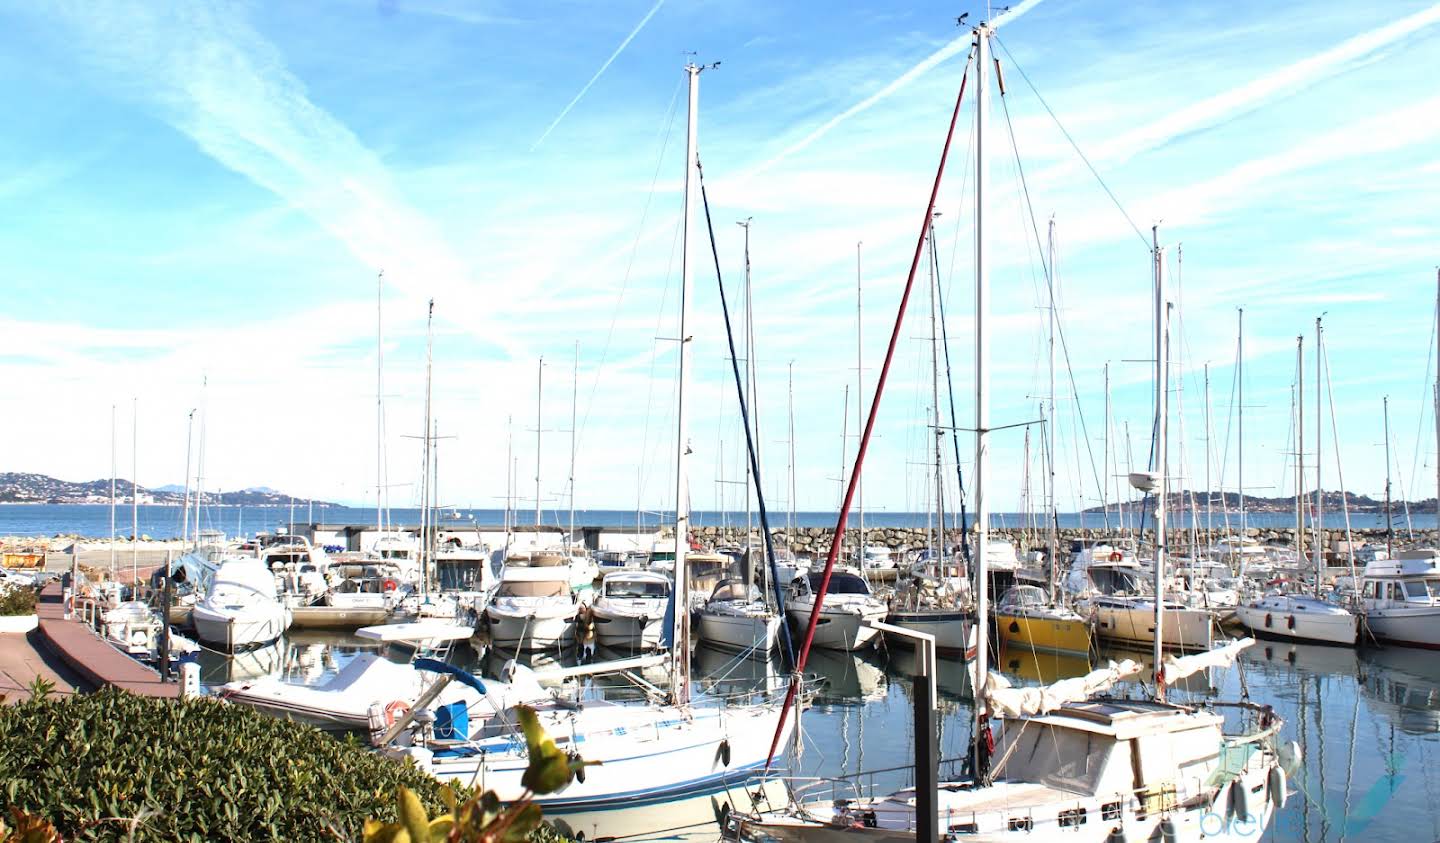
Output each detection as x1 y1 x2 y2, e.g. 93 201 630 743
1384 395 1393 558
787 362 796 538
110 404 116 578
928 217 945 568
181 410 194 553
670 62 702 705
1204 363 1212 539
1238 308 1246 539
1297 335 1306 573
131 398 138 580
1434 269 1439 529
1152 227 1169 699
1046 217 1058 591
377 270 385 539
972 23 993 769
535 356 544 529
422 299 434 596
1315 317 1323 577
570 342 578 545
856 240 865 557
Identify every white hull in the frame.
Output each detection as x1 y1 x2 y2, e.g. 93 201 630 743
591 611 667 650
787 605 886 651
699 610 781 654
1365 604 1440 649
882 609 972 654
405 700 793 812
1235 598 1357 646
485 607 577 650
192 604 291 650
1089 602 1214 651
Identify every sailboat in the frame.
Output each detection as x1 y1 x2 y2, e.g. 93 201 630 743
381 62 794 815
1359 270 1440 649
730 21 1287 842
1236 325 1358 645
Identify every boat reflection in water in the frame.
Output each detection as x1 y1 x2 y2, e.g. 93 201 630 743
1360 646 1440 735
196 637 286 685
995 642 1091 685
885 645 972 703
805 648 887 705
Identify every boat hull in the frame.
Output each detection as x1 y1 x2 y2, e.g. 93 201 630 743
994 611 1091 656
1234 601 1357 646
591 611 667 650
485 608 577 650
191 605 291 650
883 609 972 655
787 606 886 651
1089 603 1214 651
1364 605 1440 649
698 610 781 654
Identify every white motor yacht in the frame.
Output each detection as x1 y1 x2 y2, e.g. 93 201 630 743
1359 549 1440 649
483 565 579 651
589 570 671 651
786 568 887 651
191 558 293 651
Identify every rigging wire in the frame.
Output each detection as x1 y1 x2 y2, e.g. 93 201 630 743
992 35 1150 250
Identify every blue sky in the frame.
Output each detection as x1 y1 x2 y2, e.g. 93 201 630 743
1 0 1437 520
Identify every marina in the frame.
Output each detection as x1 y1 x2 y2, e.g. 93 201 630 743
2 2 1438 841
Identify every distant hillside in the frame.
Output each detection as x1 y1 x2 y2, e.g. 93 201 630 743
0 472 337 508
1082 489 1435 514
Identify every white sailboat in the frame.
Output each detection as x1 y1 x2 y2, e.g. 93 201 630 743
384 62 795 815
697 577 783 655
731 23 1286 841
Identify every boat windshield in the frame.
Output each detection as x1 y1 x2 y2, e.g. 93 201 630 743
606 579 669 599
1404 580 1436 601
807 571 871 595
498 581 569 598
1089 567 1144 595
998 585 1046 609
710 580 760 602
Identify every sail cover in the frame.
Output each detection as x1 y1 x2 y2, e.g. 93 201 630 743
971 659 1144 718
1161 637 1255 685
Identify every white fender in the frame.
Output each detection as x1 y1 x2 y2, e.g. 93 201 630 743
1103 826 1128 843
1278 739 1303 775
1269 764 1288 809
1158 817 1178 843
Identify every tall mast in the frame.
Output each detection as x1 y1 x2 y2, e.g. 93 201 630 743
927 216 945 570
1204 363 1212 538
377 270 385 539
1434 269 1439 531
1384 395 1394 558
787 362 796 539
422 299 434 596
972 23 992 775
739 219 754 548
1297 334 1306 572
1315 317 1323 577
505 415 513 553
569 342 578 546
534 356 544 529
1152 228 1169 698
1045 217 1058 591
194 376 207 548
1104 363 1112 531
131 398 138 580
109 404 117 578
1238 308 1246 539
181 410 194 554
670 61 702 705
856 240 865 557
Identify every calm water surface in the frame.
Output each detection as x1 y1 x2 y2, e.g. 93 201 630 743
193 629 1440 842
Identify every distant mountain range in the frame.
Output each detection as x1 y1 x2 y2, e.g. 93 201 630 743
0 473 336 507
1082 489 1436 514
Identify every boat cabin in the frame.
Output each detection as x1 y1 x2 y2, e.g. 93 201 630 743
599 570 670 599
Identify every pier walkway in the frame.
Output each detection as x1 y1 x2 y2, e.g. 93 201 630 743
0 629 79 703
34 583 178 699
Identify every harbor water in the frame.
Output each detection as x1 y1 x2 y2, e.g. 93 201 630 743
194 628 1440 842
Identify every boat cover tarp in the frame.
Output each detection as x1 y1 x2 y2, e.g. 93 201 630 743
1161 637 1254 685
971 659 1144 718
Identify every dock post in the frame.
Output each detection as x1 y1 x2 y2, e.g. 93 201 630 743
913 647 938 843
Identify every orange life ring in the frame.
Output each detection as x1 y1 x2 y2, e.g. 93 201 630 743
382 578 399 592
1108 552 1123 562
383 699 411 727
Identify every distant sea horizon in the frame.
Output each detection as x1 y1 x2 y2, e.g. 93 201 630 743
0 503 1428 539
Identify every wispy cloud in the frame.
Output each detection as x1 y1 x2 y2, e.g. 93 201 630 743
531 0 667 150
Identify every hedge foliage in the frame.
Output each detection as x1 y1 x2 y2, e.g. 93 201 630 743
0 586 36 616
0 687 453 841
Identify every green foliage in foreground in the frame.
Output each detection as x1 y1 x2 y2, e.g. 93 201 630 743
0 688 457 841
0 586 36 616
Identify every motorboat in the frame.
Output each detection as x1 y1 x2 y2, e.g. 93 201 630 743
697 578 783 655
191 558 293 650
786 568 887 651
483 565 579 651
1235 592 1358 646
1359 549 1440 649
856 544 896 571
588 570 670 651
99 600 163 659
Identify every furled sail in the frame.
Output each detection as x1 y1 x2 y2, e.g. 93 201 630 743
1161 637 1255 685
970 659 1144 718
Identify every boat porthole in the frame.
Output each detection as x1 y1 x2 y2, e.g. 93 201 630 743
1287 616 1296 630
1264 613 1272 628
1008 621 1020 633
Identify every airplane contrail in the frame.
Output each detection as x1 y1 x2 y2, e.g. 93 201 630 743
742 0 1047 179
531 0 667 150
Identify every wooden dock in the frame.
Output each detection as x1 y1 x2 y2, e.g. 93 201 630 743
34 583 178 699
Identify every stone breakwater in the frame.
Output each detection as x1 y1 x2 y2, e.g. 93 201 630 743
665 524 1434 554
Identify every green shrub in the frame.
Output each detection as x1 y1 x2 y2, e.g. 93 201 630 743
0 688 454 841
0 586 36 616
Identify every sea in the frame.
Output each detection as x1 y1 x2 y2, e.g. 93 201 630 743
0 503 1427 539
